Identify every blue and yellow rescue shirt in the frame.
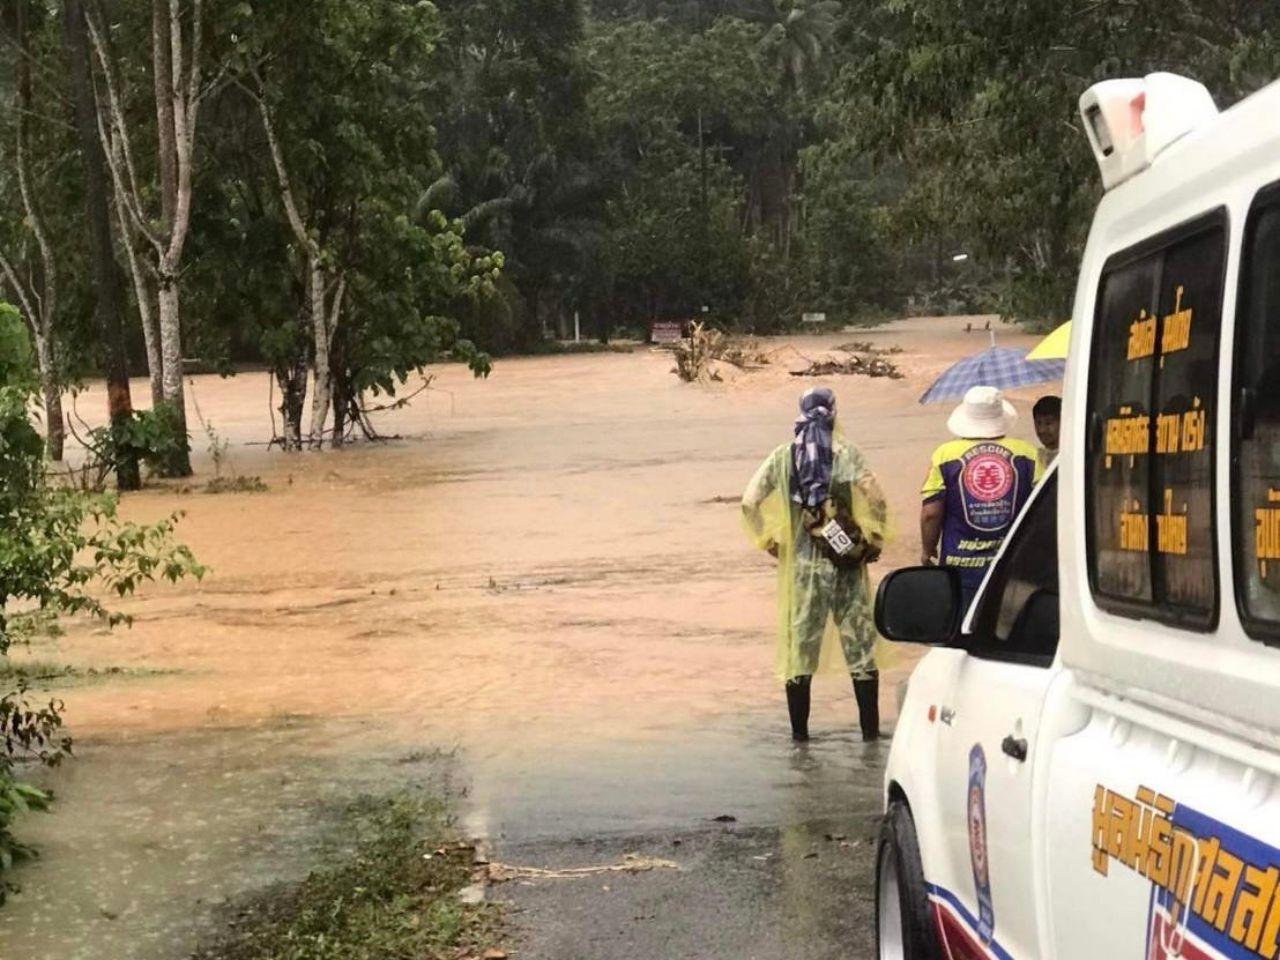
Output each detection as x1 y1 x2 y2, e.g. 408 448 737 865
921 437 1043 592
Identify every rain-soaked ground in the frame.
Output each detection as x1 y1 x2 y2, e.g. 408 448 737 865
0 317 1049 959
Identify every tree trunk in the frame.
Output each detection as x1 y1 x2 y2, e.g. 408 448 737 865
111 192 164 408
275 354 307 451
152 1 182 410
146 318 163 407
32 332 65 462
307 260 332 444
254 87 341 450
12 0 61 463
157 273 183 403
330 370 348 448
156 269 192 475
151 0 179 234
148 0 191 476
525 286 541 342
73 0 153 448
127 237 165 408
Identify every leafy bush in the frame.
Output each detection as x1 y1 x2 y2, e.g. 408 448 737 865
0 303 203 898
66 404 193 493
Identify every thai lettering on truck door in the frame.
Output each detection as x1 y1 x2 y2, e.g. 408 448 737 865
928 475 1060 960
1045 704 1280 960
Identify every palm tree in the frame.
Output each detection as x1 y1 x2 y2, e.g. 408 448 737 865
765 0 841 93
743 1 841 249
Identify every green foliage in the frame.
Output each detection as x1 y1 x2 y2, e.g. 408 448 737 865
432 0 600 349
202 0 498 430
0 305 34 389
0 3 91 378
0 774 51 876
70 406 193 493
11 0 1280 413
340 212 500 403
0 304 203 895
120 406 191 477
190 794 500 960
839 0 1280 323
582 1 1280 328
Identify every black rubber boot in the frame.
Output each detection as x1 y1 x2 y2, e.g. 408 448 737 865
786 676 812 742
853 672 881 742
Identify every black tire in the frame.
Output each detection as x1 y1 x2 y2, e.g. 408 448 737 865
875 800 939 960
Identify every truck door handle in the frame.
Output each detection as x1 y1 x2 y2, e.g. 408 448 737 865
1002 735 1028 762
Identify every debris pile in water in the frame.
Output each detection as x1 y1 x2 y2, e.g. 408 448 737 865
835 341 904 356
671 323 771 382
791 353 904 379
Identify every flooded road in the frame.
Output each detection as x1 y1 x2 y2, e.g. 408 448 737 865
0 318 1050 958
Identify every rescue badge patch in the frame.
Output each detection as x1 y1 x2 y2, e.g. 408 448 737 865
959 444 1021 532
963 452 1015 503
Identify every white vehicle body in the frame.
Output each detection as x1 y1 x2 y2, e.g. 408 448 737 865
880 73 1280 960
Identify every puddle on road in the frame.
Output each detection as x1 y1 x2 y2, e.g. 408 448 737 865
0 719 457 960
0 320 1045 958
1 709 886 960
462 713 888 844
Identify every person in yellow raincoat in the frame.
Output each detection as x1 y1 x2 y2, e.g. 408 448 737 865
741 387 891 742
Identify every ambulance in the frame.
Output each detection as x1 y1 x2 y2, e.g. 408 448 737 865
873 73 1280 959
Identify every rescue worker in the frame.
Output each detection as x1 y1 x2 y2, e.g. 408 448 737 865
921 385 1042 607
1033 395 1062 472
742 387 891 743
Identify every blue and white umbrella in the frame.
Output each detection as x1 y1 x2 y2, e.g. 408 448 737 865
918 346 1066 404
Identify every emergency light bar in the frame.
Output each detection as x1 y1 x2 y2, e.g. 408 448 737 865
1080 73 1218 191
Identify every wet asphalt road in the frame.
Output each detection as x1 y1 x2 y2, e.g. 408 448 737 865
486 732 887 960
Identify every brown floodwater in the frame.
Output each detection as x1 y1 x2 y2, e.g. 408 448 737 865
0 317 1051 959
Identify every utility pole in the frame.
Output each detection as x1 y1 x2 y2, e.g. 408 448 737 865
698 105 710 315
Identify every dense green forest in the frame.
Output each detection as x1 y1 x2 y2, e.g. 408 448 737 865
2 0 1280 472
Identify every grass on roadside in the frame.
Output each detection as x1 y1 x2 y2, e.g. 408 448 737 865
201 475 269 495
192 793 501 960
0 660 177 689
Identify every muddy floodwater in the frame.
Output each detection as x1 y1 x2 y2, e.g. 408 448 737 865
0 317 1051 959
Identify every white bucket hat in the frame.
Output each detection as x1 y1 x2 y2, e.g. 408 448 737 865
947 385 1017 439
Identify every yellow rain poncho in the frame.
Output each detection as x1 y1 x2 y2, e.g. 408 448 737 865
741 436 892 682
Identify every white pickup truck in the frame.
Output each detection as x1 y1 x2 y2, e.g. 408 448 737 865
873 74 1280 960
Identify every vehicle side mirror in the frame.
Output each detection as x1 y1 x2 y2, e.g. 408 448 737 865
875 566 964 646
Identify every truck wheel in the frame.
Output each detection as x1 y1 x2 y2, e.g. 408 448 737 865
876 800 938 960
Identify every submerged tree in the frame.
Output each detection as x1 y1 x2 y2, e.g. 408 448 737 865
83 0 229 476
231 0 497 448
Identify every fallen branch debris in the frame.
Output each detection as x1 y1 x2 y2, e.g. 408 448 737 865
484 853 680 884
791 354 904 379
836 341 904 356
671 323 773 382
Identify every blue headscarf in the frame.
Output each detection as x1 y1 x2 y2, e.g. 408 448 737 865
791 387 836 508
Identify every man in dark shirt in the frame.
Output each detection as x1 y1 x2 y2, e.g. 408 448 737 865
1033 395 1062 472
921 386 1043 607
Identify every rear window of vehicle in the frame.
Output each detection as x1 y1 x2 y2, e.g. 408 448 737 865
1086 214 1225 629
1234 196 1280 643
